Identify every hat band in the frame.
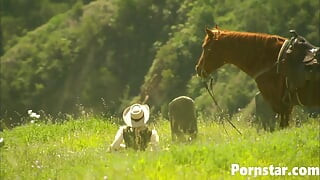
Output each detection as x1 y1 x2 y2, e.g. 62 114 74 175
131 114 144 121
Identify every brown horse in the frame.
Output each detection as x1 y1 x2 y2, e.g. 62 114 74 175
195 28 320 128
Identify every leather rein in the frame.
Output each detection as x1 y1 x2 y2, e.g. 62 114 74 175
202 75 242 135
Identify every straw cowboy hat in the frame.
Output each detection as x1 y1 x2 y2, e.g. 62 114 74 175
123 104 150 127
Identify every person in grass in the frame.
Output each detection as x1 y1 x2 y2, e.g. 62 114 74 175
109 103 159 151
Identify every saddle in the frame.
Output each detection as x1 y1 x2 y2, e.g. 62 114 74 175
278 30 320 92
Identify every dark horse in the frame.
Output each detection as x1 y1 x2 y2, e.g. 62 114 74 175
196 28 320 128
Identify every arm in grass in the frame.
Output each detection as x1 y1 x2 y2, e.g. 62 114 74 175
109 126 126 151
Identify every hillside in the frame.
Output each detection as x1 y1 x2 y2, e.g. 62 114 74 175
1 0 185 121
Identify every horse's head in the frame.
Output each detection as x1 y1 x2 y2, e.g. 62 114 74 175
195 28 226 78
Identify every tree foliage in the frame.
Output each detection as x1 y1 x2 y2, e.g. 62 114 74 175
0 0 318 125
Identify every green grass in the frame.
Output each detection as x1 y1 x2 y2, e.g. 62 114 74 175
0 116 319 179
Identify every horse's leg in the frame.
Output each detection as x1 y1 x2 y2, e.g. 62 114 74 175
280 107 292 129
269 115 276 132
256 117 262 132
279 112 291 128
261 116 268 131
265 117 270 132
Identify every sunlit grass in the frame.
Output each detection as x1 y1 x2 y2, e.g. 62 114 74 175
0 115 319 179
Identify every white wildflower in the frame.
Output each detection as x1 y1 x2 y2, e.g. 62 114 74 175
30 112 40 119
27 109 33 115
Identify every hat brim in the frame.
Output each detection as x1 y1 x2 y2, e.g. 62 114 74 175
123 104 150 127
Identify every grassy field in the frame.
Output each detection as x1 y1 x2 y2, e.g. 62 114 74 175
0 115 319 180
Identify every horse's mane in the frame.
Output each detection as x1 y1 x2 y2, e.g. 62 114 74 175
211 29 287 42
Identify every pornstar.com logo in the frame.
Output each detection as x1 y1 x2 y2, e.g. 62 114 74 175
231 164 319 177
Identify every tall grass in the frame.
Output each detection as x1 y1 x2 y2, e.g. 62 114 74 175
0 115 319 179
